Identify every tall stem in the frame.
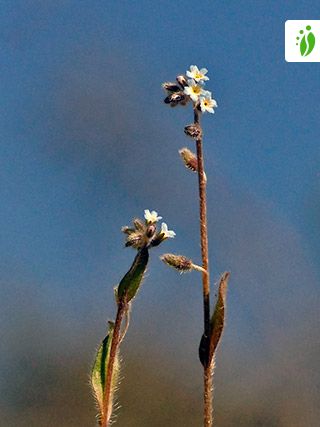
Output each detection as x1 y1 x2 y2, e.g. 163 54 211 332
101 300 127 427
194 109 213 426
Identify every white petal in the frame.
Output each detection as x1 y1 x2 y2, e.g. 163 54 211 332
161 222 168 233
144 209 151 219
190 93 199 102
201 89 211 97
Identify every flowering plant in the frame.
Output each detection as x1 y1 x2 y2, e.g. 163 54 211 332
162 65 230 427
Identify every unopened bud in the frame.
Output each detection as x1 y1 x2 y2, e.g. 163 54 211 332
160 254 193 272
146 224 156 238
164 92 188 107
125 232 145 249
184 123 202 139
133 218 145 232
176 75 188 88
121 226 135 235
179 148 198 173
162 82 181 93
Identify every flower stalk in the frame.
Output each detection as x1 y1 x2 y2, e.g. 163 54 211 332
162 65 229 427
194 108 213 426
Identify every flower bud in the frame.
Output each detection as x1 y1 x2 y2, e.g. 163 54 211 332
176 75 188 88
162 82 181 93
184 123 202 139
164 92 188 107
121 226 135 235
160 253 193 272
133 218 145 232
125 231 145 249
179 148 198 173
146 224 156 238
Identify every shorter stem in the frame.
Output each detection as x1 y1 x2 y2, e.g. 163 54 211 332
101 300 127 427
192 263 207 274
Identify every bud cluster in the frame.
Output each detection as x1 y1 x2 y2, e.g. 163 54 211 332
160 253 193 273
122 210 175 250
179 147 198 173
184 123 202 140
162 65 217 114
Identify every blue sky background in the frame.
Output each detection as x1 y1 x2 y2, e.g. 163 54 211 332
1 1 320 426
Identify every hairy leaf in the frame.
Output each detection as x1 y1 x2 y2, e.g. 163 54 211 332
91 322 120 422
199 272 230 367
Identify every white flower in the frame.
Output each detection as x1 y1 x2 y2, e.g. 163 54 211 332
184 79 205 102
160 222 176 239
200 91 217 114
186 65 209 83
144 209 162 223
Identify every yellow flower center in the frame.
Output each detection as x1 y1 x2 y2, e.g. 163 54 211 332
195 73 203 79
192 86 201 94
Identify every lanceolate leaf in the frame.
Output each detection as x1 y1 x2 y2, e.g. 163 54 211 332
91 322 120 422
300 35 307 56
117 247 149 302
199 272 230 367
300 32 315 57
306 32 316 56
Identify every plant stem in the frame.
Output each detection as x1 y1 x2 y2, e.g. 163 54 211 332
194 109 213 426
101 299 127 427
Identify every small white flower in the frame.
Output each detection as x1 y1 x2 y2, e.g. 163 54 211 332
186 65 209 83
184 79 205 102
160 222 176 239
144 209 162 223
200 92 217 114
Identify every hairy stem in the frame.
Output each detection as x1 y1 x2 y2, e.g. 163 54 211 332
101 300 127 427
194 108 213 426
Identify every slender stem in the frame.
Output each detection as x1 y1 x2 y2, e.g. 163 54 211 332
101 300 127 427
119 303 131 344
194 108 213 426
192 263 207 274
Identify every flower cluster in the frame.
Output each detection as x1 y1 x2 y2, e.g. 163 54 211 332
163 65 217 114
122 210 175 250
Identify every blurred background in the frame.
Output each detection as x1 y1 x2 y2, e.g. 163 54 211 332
1 1 320 426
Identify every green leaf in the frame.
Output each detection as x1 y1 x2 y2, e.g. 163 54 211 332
300 32 315 57
306 32 316 56
91 322 120 422
117 247 149 302
300 35 307 56
199 272 230 367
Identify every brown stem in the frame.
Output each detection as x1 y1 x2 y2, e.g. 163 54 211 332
194 108 213 426
101 300 127 427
